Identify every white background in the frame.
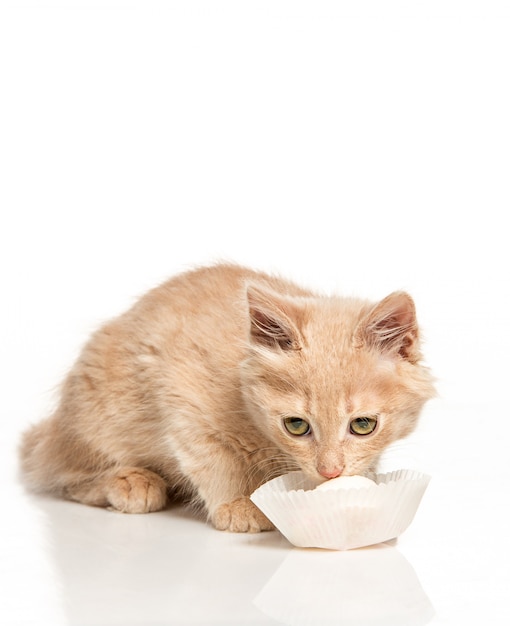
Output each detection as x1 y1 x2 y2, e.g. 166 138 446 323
1 1 509 625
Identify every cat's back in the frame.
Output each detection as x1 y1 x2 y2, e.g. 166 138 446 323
70 264 312 419
132 263 311 324
94 264 312 394
101 264 312 364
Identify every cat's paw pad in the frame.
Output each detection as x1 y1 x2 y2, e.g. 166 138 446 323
106 467 167 513
212 497 274 533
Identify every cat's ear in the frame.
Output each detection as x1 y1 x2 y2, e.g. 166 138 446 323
355 292 420 363
246 284 303 351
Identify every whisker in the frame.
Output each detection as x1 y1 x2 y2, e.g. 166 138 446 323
238 449 301 494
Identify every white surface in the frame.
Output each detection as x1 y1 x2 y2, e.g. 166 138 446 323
1 1 510 625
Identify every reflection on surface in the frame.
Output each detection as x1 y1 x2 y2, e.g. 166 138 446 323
254 543 434 626
30 493 434 626
32 495 289 625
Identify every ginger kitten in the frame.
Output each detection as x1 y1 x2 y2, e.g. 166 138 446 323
20 264 435 532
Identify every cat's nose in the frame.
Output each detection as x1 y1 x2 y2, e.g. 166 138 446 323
318 466 343 479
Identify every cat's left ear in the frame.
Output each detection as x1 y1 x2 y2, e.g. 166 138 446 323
246 284 304 351
355 292 420 363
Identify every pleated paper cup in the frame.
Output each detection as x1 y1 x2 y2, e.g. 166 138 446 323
250 469 430 550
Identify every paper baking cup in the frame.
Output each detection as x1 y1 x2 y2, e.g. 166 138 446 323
250 469 430 550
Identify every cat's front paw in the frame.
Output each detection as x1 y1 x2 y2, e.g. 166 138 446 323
106 467 167 513
212 497 274 533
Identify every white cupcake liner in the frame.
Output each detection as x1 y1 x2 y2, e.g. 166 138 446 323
250 469 430 550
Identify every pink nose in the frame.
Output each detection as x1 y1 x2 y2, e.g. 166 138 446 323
318 467 343 479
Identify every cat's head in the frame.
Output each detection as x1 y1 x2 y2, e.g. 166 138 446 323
240 283 435 482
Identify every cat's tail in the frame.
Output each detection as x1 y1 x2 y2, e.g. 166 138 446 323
19 413 107 497
19 416 64 495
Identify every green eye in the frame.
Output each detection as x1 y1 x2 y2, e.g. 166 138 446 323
350 417 378 436
283 417 311 436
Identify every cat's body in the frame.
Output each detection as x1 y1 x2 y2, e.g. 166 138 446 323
20 264 435 532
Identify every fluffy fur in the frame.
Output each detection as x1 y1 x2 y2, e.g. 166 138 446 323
20 264 435 532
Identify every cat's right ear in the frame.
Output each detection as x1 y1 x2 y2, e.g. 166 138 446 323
354 291 421 363
246 285 303 351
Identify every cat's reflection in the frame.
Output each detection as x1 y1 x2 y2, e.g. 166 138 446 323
31 494 288 625
254 542 435 626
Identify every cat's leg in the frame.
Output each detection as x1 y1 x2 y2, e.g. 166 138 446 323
65 467 168 514
181 450 275 532
212 496 274 533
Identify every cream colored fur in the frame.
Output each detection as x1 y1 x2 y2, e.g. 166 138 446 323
20 264 435 532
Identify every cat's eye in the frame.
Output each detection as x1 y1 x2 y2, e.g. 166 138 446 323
283 417 311 436
350 416 378 436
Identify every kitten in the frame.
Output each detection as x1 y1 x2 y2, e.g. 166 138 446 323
20 264 435 532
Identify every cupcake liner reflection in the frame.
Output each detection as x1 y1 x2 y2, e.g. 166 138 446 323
253 543 434 626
